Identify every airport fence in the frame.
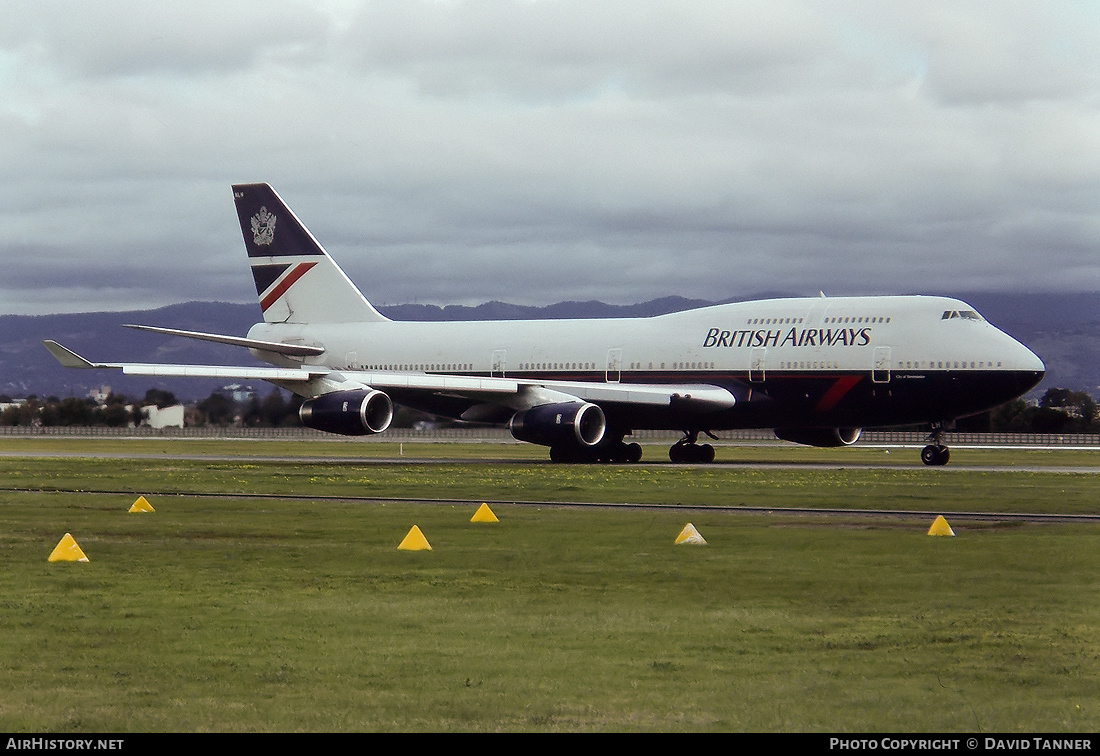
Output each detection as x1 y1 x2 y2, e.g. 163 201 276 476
0 425 1096 446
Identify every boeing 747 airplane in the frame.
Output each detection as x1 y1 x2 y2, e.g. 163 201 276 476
44 183 1045 465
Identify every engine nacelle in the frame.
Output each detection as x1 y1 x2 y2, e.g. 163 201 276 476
509 402 606 448
774 427 862 447
299 389 394 436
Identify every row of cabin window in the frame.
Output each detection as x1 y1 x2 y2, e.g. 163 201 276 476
747 316 892 325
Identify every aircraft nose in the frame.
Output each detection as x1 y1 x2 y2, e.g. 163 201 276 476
1012 339 1046 392
1014 337 1045 373
1025 349 1045 375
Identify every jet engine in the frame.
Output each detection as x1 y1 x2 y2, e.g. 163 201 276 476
773 427 862 447
298 389 394 436
509 402 606 449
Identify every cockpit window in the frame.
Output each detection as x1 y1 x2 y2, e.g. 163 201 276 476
941 310 983 321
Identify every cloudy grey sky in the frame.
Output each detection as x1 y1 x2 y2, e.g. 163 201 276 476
2 0 1097 315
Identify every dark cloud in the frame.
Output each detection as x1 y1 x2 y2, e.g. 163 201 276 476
1 1 1097 315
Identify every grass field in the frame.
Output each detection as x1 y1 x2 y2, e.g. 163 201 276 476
0 438 1097 732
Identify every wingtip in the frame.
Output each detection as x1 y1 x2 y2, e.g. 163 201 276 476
42 340 96 369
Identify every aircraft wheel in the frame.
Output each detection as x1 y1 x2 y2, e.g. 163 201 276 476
669 443 715 464
921 444 950 466
549 445 580 463
623 442 643 463
551 444 627 464
607 442 642 463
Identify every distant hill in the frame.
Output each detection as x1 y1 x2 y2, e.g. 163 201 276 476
2 293 1094 401
0 302 267 402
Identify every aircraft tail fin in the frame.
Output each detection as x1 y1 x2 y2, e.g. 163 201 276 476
231 183 389 324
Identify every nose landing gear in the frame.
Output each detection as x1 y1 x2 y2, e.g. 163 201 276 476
920 444 950 466
921 422 951 466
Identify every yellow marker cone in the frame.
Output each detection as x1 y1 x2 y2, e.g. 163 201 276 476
48 533 89 562
927 515 955 537
398 525 432 551
129 496 155 513
675 523 707 545
471 503 499 523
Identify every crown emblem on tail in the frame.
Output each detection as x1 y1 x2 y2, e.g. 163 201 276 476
251 206 276 246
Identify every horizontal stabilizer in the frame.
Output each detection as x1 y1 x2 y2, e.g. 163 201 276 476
123 324 325 357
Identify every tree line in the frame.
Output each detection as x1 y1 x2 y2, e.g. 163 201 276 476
0 387 303 428
0 387 435 429
1 386 1097 433
983 388 1099 434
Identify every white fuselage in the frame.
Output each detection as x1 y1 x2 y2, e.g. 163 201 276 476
248 295 1042 381
245 294 1044 434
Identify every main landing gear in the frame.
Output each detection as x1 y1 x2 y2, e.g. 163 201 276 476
549 436 642 464
668 430 717 464
920 422 951 466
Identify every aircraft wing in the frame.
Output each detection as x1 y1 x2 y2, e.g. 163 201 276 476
43 340 735 412
43 339 520 392
42 340 328 382
509 378 736 412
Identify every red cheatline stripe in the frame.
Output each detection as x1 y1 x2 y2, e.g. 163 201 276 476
814 375 862 413
260 262 317 312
